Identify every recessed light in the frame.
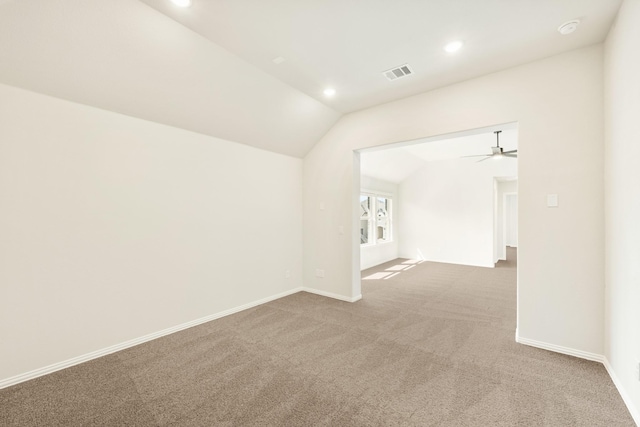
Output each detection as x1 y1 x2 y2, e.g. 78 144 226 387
443 40 463 53
272 56 286 65
323 88 336 97
170 0 192 7
558 20 580 35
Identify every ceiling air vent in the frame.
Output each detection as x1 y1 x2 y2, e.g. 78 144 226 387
383 64 413 81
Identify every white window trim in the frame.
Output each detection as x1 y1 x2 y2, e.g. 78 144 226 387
360 190 393 246
359 193 375 247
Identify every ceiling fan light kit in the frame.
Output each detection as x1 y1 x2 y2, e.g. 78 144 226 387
461 130 518 162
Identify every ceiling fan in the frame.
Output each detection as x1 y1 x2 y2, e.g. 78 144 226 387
463 131 517 162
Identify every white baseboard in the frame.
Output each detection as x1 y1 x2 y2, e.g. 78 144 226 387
515 334 604 362
301 287 362 303
603 358 640 426
515 335 640 424
0 287 304 390
0 286 362 390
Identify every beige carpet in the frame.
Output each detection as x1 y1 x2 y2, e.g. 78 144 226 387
1 249 635 426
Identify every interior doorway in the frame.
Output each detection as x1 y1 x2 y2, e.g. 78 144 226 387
494 179 518 263
353 121 520 315
357 123 518 273
505 193 518 248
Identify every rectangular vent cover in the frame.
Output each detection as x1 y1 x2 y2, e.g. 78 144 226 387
383 64 413 81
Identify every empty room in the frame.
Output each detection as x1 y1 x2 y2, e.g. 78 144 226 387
1 0 638 425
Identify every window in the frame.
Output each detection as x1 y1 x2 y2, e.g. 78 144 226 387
360 193 392 246
376 196 391 242
360 195 373 245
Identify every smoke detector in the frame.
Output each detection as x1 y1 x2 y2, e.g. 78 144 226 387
558 20 580 35
383 64 413 81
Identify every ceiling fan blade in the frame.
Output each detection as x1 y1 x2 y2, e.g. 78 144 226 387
502 149 517 154
476 156 492 163
503 153 517 158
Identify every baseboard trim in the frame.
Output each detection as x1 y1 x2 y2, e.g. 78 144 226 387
0 287 304 390
515 335 604 363
515 332 638 425
301 287 362 303
603 358 640 426
0 285 365 390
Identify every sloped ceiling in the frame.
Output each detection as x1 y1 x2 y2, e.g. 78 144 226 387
0 0 621 158
0 0 340 158
361 128 518 184
141 0 621 113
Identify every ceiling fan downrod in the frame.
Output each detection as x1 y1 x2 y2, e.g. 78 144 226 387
494 130 502 147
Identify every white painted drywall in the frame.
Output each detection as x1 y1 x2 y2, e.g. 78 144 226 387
303 45 604 356
493 179 500 263
604 0 640 421
360 176 398 270
0 83 303 383
397 158 516 267
0 0 340 158
505 194 518 248
496 180 518 261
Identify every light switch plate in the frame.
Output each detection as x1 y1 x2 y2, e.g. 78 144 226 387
547 194 559 207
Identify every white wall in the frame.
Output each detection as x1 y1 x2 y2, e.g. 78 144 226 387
360 175 398 270
604 0 640 421
0 83 303 384
496 180 518 261
303 45 604 357
505 194 518 247
397 158 517 268
0 0 340 158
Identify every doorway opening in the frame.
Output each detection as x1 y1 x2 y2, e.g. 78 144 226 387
494 178 518 264
353 121 519 332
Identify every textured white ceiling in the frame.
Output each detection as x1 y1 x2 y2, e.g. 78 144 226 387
361 129 518 184
141 0 621 113
0 0 340 158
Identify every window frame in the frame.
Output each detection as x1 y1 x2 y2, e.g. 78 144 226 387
360 190 393 247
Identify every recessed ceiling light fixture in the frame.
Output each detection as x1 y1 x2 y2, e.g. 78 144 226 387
443 40 464 53
272 56 286 65
558 20 580 35
170 0 192 7
323 88 336 97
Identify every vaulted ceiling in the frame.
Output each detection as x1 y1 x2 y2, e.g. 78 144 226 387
0 0 621 157
361 127 518 183
141 0 621 113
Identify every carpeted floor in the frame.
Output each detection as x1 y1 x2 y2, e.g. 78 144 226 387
1 248 635 426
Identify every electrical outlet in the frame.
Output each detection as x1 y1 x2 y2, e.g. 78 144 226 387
636 360 640 382
315 269 325 278
285 270 291 279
